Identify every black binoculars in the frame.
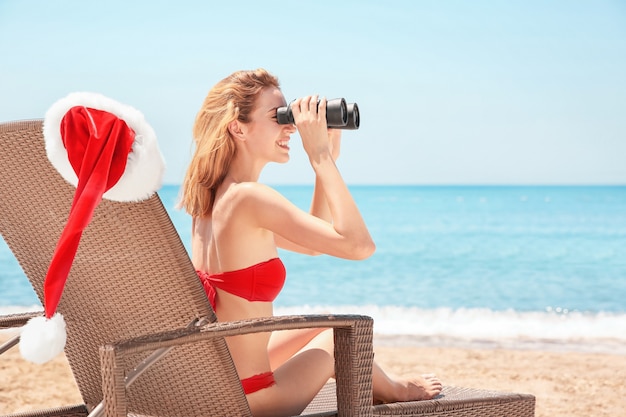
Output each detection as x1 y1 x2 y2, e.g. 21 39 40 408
276 98 360 130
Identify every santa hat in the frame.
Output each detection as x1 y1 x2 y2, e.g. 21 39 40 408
19 92 165 364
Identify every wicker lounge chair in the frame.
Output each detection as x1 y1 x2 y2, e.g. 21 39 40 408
0 120 535 417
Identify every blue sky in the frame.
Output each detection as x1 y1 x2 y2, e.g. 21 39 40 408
1 0 625 185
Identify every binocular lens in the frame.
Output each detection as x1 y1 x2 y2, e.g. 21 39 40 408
326 98 348 127
345 103 359 130
276 97 360 130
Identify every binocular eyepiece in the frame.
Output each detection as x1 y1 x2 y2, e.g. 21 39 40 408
276 98 360 130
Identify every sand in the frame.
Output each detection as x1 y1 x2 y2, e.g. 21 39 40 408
1 332 625 416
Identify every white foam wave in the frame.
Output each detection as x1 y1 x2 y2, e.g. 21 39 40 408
3 304 624 354
276 305 626 355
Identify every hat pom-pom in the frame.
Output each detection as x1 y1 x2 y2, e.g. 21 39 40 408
19 313 67 364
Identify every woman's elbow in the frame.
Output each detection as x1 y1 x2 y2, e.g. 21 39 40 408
351 238 376 260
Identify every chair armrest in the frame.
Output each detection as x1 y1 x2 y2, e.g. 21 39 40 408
0 312 45 356
1 404 89 417
0 311 43 329
99 314 374 417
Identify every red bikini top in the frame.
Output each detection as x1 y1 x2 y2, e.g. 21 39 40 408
196 258 286 310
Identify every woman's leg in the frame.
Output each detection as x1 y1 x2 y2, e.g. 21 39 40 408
248 330 335 417
258 328 443 416
271 329 442 402
268 327 327 370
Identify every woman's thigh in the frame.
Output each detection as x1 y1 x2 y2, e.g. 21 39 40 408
268 327 328 369
249 330 335 417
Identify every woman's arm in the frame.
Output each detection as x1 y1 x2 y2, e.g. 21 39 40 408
252 96 375 260
309 128 341 223
244 183 372 259
295 96 374 259
274 128 341 255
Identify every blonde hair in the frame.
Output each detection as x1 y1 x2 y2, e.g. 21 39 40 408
179 68 280 217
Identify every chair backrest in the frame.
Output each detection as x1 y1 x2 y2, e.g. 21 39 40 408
0 120 252 415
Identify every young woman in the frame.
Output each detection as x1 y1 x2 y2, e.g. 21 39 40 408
179 68 442 417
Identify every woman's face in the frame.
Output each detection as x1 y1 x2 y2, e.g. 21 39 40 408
243 87 296 163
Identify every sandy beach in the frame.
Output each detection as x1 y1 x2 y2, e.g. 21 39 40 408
1 332 624 417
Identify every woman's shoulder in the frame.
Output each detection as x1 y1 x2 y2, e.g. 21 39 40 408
216 182 288 214
229 182 284 203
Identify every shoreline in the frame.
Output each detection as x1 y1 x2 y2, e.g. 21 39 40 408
4 321 625 357
373 333 626 356
1 333 625 416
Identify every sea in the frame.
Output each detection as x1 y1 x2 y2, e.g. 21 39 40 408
2 185 625 355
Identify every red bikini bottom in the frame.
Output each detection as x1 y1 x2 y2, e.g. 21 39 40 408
241 371 276 394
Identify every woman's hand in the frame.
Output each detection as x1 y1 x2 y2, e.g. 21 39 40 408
290 95 331 162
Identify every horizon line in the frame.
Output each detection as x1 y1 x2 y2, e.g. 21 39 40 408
161 182 626 187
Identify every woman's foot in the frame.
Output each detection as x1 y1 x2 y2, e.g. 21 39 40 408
402 373 443 401
375 374 443 404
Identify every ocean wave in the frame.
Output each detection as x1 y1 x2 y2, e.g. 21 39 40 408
276 305 626 355
3 304 624 355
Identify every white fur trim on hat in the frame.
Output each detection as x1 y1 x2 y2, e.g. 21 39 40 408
19 313 67 364
43 92 165 202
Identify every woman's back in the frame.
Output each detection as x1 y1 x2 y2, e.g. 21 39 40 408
191 181 283 378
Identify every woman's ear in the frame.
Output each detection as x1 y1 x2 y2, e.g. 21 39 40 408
228 120 245 140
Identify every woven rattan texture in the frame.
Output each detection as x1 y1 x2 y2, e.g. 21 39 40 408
371 386 535 416
0 312 41 329
1 405 88 417
334 319 374 416
300 384 535 417
0 121 250 416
